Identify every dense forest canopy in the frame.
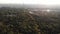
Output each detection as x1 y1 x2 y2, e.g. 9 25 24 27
0 7 60 34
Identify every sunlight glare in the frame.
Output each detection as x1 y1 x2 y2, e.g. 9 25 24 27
0 0 59 5
47 9 50 12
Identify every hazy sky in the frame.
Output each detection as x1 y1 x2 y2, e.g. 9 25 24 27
0 0 60 5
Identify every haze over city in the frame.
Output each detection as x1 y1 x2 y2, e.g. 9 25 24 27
0 0 60 5
0 0 60 34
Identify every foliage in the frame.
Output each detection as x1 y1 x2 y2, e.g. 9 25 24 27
0 7 60 34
